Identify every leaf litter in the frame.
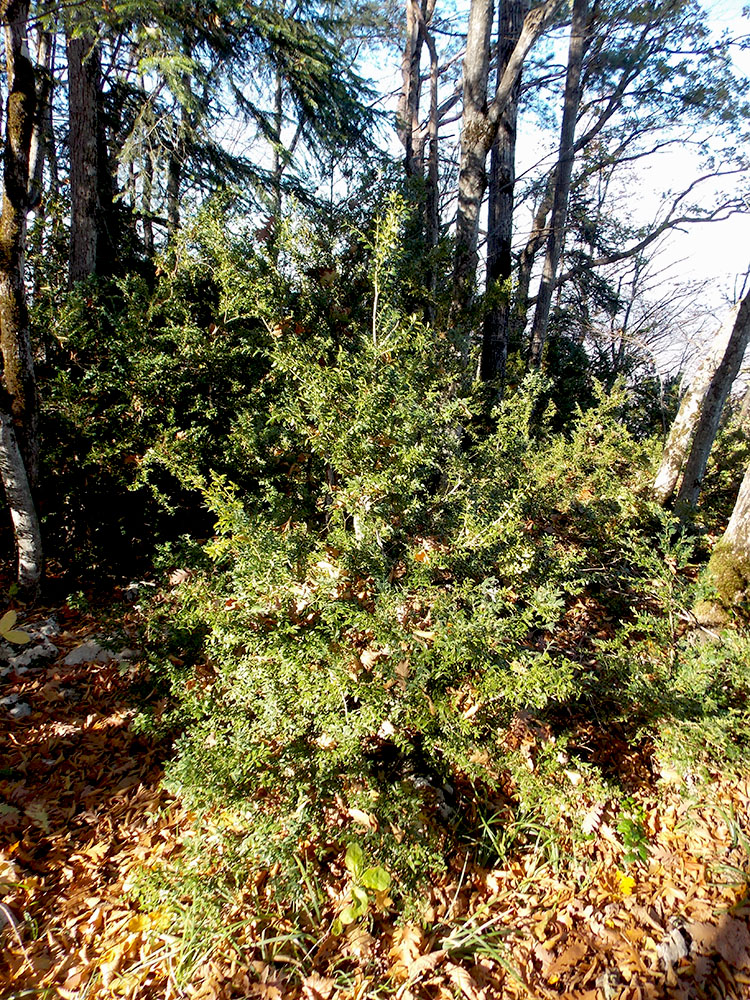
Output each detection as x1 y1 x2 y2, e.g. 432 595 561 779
1 599 750 999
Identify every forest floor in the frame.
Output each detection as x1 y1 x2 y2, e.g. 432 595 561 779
2 598 750 1000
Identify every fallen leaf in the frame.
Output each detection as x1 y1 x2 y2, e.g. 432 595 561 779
390 924 424 966
445 960 482 999
547 939 588 977
301 973 335 999
348 807 378 830
688 916 750 969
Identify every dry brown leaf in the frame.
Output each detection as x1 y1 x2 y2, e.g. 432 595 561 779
301 972 336 999
389 924 424 966
445 960 483 1000
407 949 446 980
581 803 605 835
547 939 588 977
346 926 375 961
347 807 378 830
688 916 750 969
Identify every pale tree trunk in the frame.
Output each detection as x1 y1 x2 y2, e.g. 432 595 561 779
677 290 750 509
0 406 42 595
480 0 528 387
167 70 192 240
28 27 53 209
0 0 42 596
705 457 750 607
422 12 440 251
452 0 560 310
528 0 590 366
653 308 736 505
510 171 554 344
142 147 154 255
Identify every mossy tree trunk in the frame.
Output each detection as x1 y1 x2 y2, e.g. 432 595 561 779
0 0 42 596
706 459 750 608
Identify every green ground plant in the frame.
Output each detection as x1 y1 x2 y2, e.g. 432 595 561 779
107 193 750 975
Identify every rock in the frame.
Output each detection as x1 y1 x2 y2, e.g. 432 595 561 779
0 693 21 706
32 616 60 639
63 640 116 666
0 637 58 671
657 922 692 968
116 647 141 661
9 702 31 720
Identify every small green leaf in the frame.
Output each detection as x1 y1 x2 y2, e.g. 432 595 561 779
4 629 30 645
331 917 343 936
0 610 17 633
361 866 391 891
351 885 369 909
339 905 357 925
345 842 365 874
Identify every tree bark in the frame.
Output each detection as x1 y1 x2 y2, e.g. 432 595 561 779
480 0 527 387
167 71 191 240
705 457 750 608
653 308 736 506
0 0 42 594
142 146 154 255
67 30 102 282
397 0 427 178
452 0 560 310
0 0 39 487
0 404 42 596
676 290 750 509
28 27 53 209
422 11 440 251
528 0 590 366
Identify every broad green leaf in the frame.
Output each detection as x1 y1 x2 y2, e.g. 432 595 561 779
0 610 17 633
345 842 365 874
361 866 391 891
339 905 357 925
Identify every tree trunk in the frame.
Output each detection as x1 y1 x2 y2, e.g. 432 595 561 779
0 0 39 487
67 30 101 283
510 171 554 345
480 0 527 387
167 72 191 240
653 308 736 505
397 0 427 178
29 27 53 209
0 404 42 596
0 0 42 595
452 0 560 310
142 146 154 255
677 290 750 509
528 0 589 366
705 457 750 608
422 12 440 251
